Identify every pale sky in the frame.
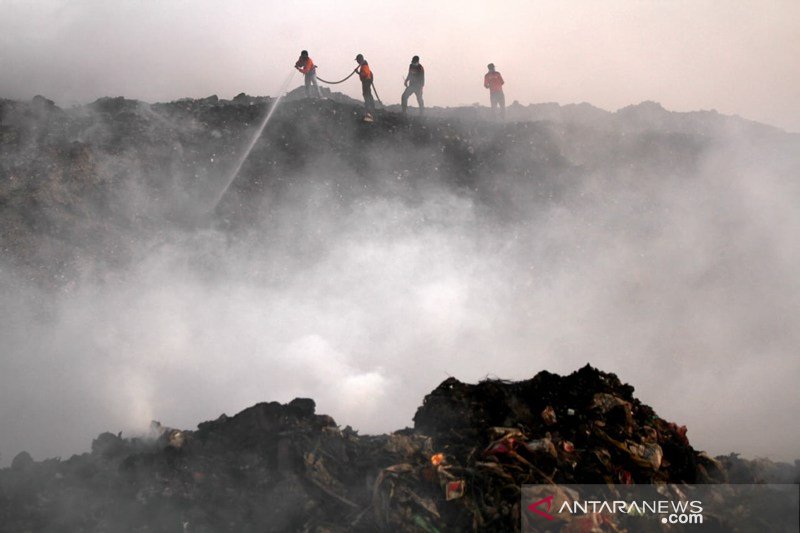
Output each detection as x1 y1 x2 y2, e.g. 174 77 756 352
1 0 798 131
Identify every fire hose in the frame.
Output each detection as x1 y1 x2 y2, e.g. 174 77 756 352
315 68 383 106
315 68 358 85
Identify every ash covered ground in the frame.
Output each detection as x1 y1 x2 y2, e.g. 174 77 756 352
1 93 799 529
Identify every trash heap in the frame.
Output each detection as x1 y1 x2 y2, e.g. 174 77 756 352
1 365 796 532
382 365 719 531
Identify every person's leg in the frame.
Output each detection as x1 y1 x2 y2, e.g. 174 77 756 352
366 90 375 113
304 74 312 98
362 80 374 114
490 92 498 116
415 87 424 114
498 91 505 120
401 85 413 113
310 71 322 98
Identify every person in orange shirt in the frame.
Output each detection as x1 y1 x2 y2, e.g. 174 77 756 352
355 53 375 120
484 63 505 120
295 50 322 99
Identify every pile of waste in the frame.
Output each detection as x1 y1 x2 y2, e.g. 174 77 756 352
4 93 796 302
1 365 796 531
3 93 744 288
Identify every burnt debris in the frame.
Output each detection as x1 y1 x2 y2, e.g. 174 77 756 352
1 365 796 531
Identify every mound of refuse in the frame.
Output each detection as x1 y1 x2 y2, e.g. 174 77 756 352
1 365 795 531
3 93 794 288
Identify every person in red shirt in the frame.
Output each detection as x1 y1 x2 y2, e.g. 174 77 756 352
295 50 322 99
355 53 375 120
484 63 505 120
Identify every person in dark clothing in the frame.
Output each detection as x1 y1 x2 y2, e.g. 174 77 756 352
355 54 375 119
401 55 425 114
294 50 322 99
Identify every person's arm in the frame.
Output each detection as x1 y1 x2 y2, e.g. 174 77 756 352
484 73 490 88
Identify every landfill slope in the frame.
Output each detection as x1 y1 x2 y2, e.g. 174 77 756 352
0 366 796 532
3 94 793 287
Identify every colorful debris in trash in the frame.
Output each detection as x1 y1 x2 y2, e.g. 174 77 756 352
445 480 466 501
541 405 558 425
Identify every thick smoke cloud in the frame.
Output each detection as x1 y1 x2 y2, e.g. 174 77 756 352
0 99 798 469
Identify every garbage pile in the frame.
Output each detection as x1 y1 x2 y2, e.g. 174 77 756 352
1 366 797 531
382 365 715 531
2 94 771 288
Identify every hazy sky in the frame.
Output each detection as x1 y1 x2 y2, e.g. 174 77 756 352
1 0 799 131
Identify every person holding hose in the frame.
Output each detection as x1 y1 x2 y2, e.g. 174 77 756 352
295 50 322 99
401 55 425 115
355 53 375 121
484 63 505 120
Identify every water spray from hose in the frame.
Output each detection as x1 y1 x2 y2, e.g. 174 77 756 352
211 69 296 210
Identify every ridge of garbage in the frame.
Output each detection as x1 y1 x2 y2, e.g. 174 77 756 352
1 365 796 531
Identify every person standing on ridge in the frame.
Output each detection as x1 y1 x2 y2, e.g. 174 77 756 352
401 55 425 115
355 53 375 121
295 50 322 99
484 63 505 120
